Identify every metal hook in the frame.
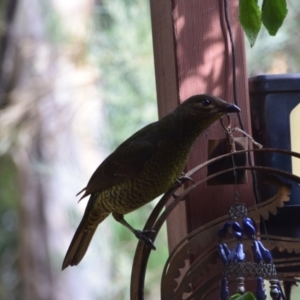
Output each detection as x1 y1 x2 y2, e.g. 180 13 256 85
220 115 236 152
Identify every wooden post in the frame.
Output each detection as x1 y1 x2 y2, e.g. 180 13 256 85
150 0 253 253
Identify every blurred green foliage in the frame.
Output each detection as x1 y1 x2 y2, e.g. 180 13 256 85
0 155 20 299
91 0 157 151
90 0 166 298
230 292 256 300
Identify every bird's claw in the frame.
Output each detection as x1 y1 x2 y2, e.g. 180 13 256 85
176 173 194 185
172 174 194 198
134 229 156 250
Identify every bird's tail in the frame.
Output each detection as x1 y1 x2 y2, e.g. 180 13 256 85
62 204 109 270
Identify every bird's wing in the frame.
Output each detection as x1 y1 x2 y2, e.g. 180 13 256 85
78 137 156 199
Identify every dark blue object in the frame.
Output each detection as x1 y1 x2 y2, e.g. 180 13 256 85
252 240 263 263
235 243 245 262
257 240 273 263
242 218 256 239
232 221 243 240
249 74 300 273
243 217 254 226
256 277 266 300
220 277 229 300
222 243 231 258
218 221 231 240
228 242 245 262
218 243 228 265
276 282 282 300
249 74 300 207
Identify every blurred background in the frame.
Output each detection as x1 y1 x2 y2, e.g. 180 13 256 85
0 0 299 299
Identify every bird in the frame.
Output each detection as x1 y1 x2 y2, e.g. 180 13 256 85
62 94 240 269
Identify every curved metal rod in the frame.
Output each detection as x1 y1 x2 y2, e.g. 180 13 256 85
163 233 300 299
186 148 300 178
130 182 183 300
168 234 300 300
130 148 300 299
164 165 300 271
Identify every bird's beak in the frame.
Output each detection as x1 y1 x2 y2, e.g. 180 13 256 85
222 103 241 114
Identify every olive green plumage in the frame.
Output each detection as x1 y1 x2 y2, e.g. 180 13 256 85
62 94 240 269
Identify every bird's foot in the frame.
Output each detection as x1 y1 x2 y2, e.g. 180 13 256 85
134 229 156 250
173 173 195 198
176 173 195 185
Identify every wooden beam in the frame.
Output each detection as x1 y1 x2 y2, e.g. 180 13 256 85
150 0 189 252
151 0 252 244
173 0 253 232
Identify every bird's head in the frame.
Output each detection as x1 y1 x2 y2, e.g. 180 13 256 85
174 94 240 128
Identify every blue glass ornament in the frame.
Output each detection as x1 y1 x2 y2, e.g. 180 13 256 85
228 242 245 262
242 218 256 239
232 221 243 240
222 243 231 257
218 243 228 265
252 240 263 263
218 221 231 240
257 240 273 263
256 277 266 300
220 277 229 300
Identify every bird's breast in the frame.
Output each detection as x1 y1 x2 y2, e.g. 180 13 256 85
94 140 192 215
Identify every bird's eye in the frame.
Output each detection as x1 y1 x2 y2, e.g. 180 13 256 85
201 99 211 107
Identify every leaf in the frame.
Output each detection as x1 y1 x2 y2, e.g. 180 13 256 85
239 0 262 47
230 292 257 300
262 0 288 36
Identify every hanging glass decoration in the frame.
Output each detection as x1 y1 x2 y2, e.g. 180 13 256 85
218 203 280 300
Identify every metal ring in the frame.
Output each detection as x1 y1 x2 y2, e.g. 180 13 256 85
220 114 232 132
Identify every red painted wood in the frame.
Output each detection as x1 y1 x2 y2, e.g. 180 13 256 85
150 0 189 252
171 0 253 231
150 0 254 297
